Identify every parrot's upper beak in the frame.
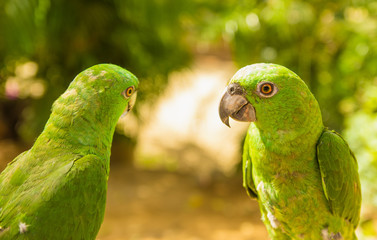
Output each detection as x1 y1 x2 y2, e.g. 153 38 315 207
122 92 137 118
218 83 256 127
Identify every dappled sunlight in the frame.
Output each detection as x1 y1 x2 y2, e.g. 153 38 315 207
4 61 46 99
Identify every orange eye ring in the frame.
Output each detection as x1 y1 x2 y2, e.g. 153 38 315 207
257 81 278 98
123 86 135 98
260 83 273 95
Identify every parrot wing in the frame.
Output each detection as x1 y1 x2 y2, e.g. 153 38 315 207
0 154 107 239
316 129 361 227
242 132 258 199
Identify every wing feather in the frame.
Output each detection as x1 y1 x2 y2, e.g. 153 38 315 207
242 133 258 199
0 153 107 239
316 129 361 227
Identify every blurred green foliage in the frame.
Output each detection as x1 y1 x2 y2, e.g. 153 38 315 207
2 0 376 137
0 0 192 140
1 0 377 214
344 83 377 208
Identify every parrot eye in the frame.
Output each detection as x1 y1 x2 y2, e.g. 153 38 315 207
257 82 278 98
123 86 135 98
261 84 272 94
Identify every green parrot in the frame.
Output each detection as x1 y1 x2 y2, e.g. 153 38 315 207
219 63 361 239
0 64 138 239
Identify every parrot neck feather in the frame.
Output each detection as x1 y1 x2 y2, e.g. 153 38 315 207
31 94 119 163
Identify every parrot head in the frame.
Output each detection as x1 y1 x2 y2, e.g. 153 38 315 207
219 63 322 133
39 64 139 151
61 63 139 121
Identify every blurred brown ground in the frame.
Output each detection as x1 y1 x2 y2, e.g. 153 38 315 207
98 164 268 240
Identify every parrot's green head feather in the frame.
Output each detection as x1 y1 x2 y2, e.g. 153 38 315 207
30 63 139 159
41 64 139 151
54 64 139 123
219 63 322 138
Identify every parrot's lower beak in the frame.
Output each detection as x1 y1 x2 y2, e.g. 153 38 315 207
121 92 137 118
219 84 256 127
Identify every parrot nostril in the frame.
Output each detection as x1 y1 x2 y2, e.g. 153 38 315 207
229 86 235 94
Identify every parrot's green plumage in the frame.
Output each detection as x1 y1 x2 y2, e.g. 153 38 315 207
219 63 361 239
0 64 138 239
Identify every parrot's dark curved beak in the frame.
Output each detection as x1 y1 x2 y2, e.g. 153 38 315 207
129 91 137 109
219 83 256 127
121 92 137 118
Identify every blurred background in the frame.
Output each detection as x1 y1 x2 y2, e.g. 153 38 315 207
1 0 377 239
